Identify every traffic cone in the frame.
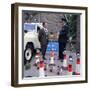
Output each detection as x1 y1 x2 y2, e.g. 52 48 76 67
68 64 73 75
38 60 45 77
63 53 68 70
34 50 41 66
75 58 80 75
35 53 40 65
49 49 55 65
49 49 55 72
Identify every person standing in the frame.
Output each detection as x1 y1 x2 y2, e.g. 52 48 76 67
38 22 48 60
58 18 68 62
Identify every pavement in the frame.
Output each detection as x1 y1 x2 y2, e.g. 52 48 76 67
24 51 80 78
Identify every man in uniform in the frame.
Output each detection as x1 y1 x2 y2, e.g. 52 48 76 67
58 18 68 62
38 22 48 60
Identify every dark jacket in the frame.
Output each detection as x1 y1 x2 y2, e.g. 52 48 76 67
58 25 68 43
38 28 48 46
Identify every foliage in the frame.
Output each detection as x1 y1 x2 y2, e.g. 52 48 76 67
65 14 78 40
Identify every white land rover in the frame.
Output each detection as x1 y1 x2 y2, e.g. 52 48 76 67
24 23 42 65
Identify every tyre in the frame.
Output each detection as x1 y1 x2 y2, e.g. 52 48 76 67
24 43 34 65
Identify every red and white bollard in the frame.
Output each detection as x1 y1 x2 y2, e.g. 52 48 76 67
75 58 80 75
63 53 68 69
50 49 55 65
38 60 45 77
49 49 56 72
68 64 73 75
35 53 40 65
34 50 41 66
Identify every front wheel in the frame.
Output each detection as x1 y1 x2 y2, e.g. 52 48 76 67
24 43 34 65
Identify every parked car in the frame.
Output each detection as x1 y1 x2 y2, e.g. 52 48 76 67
24 23 42 65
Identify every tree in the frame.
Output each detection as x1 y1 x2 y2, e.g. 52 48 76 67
65 14 78 40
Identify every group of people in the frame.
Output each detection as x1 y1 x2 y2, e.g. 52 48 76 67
38 18 68 62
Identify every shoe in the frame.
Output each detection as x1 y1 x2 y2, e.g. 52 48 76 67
60 60 63 62
43 57 47 60
58 58 63 62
